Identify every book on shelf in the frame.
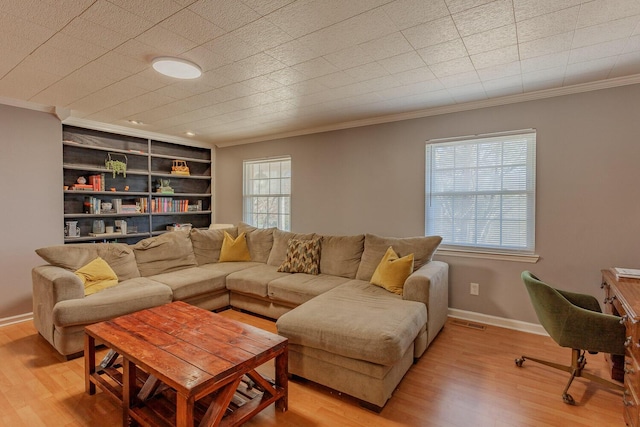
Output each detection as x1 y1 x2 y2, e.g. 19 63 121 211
613 267 640 280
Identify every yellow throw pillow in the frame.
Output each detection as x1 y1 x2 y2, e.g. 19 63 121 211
75 257 119 296
219 231 251 262
370 246 414 295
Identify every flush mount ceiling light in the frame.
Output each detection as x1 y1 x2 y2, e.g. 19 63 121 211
152 57 201 79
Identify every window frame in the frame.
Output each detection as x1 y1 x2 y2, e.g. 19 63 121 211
425 129 538 262
243 156 291 231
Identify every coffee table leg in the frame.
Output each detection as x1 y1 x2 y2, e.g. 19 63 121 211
84 334 96 395
176 392 195 427
123 358 136 426
275 345 288 412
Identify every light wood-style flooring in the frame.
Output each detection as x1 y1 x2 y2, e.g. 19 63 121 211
0 310 624 426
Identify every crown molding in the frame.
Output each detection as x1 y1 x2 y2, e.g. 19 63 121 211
215 73 640 147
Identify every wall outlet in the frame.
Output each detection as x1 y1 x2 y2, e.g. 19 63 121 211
470 282 480 295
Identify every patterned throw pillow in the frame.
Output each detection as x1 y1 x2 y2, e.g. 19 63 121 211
277 239 321 275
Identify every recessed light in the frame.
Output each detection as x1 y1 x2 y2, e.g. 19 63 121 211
185 131 196 137
152 57 202 79
128 120 144 125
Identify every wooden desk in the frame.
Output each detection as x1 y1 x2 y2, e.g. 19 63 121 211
602 269 640 427
84 301 288 426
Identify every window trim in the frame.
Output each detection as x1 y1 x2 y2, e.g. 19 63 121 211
425 129 537 256
243 155 291 230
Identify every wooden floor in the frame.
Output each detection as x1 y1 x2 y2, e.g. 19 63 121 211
0 310 625 426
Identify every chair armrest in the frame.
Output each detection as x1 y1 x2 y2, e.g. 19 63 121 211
403 260 449 346
557 288 602 313
32 265 84 346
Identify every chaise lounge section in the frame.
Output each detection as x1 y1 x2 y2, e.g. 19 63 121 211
32 222 448 409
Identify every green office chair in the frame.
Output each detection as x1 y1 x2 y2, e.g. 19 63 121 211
515 271 625 405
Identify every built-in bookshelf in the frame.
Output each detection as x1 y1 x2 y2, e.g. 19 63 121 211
63 125 212 244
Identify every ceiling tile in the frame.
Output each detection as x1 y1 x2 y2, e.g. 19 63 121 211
379 51 426 74
266 39 323 67
516 6 579 43
182 46 234 72
345 62 390 81
0 46 26 77
447 82 487 102
513 0 582 22
1 0 91 30
159 8 226 44
438 69 480 88
0 10 55 45
294 57 339 79
519 31 574 60
577 0 640 29
402 16 460 49
417 39 469 66
445 0 495 15
203 33 261 62
82 0 154 38
62 17 130 50
323 46 375 70
310 71 359 89
0 64 60 100
240 0 296 16
483 76 523 97
477 60 521 81
358 32 415 61
521 66 565 90
231 17 294 51
382 0 449 30
135 26 197 55
564 57 616 85
520 52 570 73
106 0 185 23
452 0 514 37
268 67 309 85
463 24 517 55
394 66 437 84
572 16 640 49
610 51 640 77
23 44 92 77
471 45 519 69
430 56 476 78
188 0 262 32
569 39 627 64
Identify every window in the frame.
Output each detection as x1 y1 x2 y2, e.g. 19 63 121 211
425 130 536 254
243 156 291 230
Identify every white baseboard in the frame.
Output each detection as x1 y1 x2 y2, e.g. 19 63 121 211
448 308 547 336
0 312 33 327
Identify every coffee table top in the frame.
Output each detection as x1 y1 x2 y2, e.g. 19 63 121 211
85 301 287 397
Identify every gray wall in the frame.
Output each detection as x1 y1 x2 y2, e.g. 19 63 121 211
216 84 640 324
0 104 61 319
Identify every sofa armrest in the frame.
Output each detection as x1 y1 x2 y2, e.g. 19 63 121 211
403 260 449 347
32 265 84 346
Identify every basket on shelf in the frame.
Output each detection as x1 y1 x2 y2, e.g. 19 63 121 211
171 159 190 175
106 152 127 178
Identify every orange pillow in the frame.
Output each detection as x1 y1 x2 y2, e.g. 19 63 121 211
370 246 414 295
219 231 251 262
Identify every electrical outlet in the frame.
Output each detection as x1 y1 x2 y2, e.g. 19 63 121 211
470 282 480 296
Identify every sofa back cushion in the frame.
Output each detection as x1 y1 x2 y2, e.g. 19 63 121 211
355 233 442 281
133 230 197 276
319 234 364 279
190 226 238 265
36 243 140 281
267 229 316 267
238 222 275 263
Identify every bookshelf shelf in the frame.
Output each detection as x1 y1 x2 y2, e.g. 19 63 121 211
63 125 212 244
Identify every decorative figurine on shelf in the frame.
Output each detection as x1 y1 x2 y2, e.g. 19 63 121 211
171 159 190 175
105 152 127 178
77 176 87 184
156 179 174 194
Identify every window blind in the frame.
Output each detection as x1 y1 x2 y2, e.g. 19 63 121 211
243 156 291 231
425 130 536 253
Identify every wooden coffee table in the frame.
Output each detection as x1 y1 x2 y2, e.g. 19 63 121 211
84 301 288 426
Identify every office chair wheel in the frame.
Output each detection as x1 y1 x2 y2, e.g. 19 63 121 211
562 393 575 405
515 357 525 367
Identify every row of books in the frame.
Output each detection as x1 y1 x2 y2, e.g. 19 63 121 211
88 174 106 191
152 198 191 213
112 198 146 214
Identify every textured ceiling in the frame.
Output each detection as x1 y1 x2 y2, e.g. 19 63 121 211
1 0 639 146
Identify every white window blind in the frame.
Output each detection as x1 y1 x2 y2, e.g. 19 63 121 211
425 130 536 253
243 156 291 231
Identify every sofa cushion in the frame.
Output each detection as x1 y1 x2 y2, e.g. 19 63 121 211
148 266 228 301
370 247 414 295
74 257 119 296
190 226 237 265
238 222 275 263
319 234 364 279
226 264 289 297
355 234 442 282
36 243 140 281
277 238 321 275
52 277 173 327
276 280 427 366
267 229 316 267
219 231 251 262
268 274 351 306
133 230 197 276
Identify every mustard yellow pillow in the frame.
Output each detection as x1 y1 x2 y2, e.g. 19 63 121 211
74 257 119 296
370 246 414 295
219 231 251 262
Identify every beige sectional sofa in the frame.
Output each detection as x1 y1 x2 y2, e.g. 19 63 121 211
32 222 448 410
